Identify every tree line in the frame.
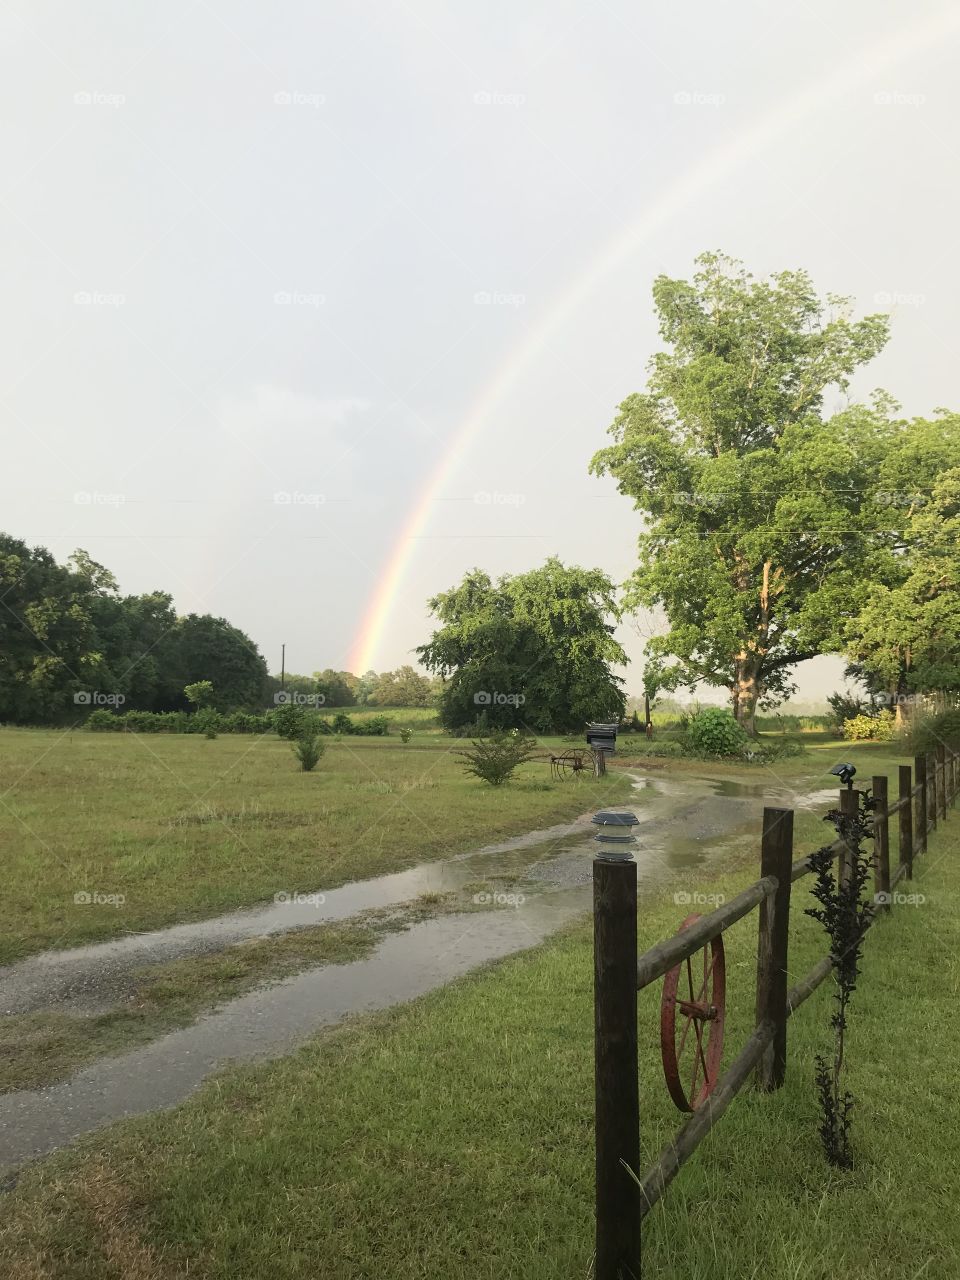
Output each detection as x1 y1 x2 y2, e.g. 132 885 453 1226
0 534 437 725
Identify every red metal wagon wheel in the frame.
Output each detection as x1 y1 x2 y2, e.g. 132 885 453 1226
660 913 725 1112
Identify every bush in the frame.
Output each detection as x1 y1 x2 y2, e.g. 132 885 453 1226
685 708 749 758
195 708 219 739
87 708 119 730
332 712 354 734
460 730 537 786
272 704 307 740
356 715 389 736
842 711 895 741
827 691 870 728
399 727 412 743
292 733 326 772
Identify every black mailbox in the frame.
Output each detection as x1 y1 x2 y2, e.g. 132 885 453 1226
586 721 618 755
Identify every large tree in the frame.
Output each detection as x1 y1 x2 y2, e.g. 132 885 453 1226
844 459 960 719
590 252 894 733
417 558 625 732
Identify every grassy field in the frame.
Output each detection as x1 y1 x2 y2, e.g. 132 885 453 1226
0 728 632 964
1 741 955 1278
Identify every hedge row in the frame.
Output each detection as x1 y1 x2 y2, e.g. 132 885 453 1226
85 708 390 736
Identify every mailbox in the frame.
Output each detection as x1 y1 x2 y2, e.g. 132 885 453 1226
586 721 618 755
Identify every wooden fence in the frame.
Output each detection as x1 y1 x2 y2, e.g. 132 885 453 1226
593 745 959 1280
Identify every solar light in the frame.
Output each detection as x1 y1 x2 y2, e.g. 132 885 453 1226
830 762 857 790
592 809 639 859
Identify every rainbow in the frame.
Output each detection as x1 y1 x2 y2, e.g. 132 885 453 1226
348 5 960 674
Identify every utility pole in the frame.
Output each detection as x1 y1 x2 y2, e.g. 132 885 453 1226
281 644 286 691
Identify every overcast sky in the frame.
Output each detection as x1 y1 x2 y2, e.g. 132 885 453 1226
3 1 960 701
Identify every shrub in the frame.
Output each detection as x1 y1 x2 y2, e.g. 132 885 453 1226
292 733 326 772
195 708 219 739
685 708 749 758
332 712 354 734
827 691 870 728
460 730 537 786
399 727 412 743
842 711 895 741
87 708 119 730
272 704 307 740
357 715 389 736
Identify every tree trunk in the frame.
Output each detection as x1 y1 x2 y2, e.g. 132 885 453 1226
731 659 761 737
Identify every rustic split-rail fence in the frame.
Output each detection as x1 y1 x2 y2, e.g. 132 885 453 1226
593 744 959 1280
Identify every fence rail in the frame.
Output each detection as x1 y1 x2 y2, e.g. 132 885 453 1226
593 747 959 1280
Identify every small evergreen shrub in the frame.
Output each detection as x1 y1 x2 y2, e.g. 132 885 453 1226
292 733 325 772
460 730 537 786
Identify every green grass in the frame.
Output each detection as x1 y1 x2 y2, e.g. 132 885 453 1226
1 762 956 1278
0 729 632 963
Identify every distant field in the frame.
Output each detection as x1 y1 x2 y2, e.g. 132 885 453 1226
0 728 631 963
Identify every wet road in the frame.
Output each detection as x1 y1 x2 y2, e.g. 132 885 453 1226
0 769 834 1174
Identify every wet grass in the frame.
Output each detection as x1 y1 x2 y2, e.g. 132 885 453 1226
0 728 632 963
1 773 956 1278
0 893 462 1094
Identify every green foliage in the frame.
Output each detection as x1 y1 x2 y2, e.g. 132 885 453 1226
844 464 960 702
86 708 119 730
459 730 537 786
272 704 307 740
195 708 219 739
0 534 268 724
907 708 960 754
399 727 412 743
842 711 895 741
827 691 871 728
590 252 909 731
418 557 625 732
367 665 435 707
685 707 749 757
292 733 326 772
184 680 214 709
805 793 875 1169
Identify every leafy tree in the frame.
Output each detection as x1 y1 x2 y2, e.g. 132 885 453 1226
417 558 625 732
368 665 433 706
184 680 215 709
590 252 893 733
158 614 268 711
844 463 960 721
313 669 357 707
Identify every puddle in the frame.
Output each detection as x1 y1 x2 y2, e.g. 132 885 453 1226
0 768 834 1174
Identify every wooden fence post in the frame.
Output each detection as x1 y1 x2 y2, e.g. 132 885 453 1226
937 744 947 821
898 765 914 881
915 755 928 855
927 751 938 837
839 788 859 886
594 852 640 1280
755 807 794 1091
872 775 891 911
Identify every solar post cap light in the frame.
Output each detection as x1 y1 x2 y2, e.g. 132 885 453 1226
830 762 857 790
592 809 639 859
